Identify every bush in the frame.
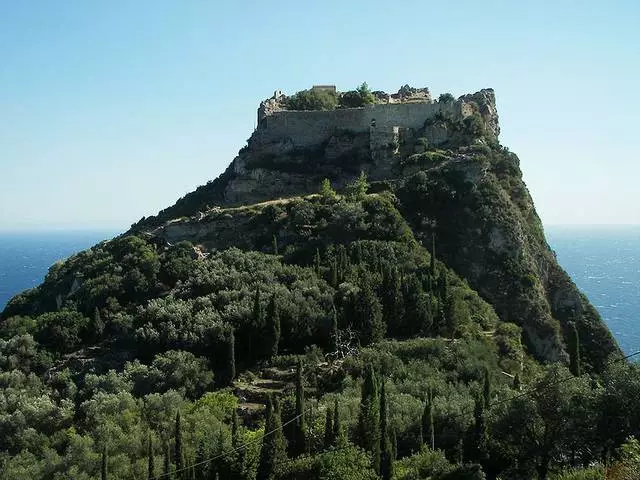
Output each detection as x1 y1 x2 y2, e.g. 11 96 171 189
287 89 338 111
439 93 456 103
339 83 375 108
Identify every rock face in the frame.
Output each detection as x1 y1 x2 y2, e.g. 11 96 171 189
133 86 619 369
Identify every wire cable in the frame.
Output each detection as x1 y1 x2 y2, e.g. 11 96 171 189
151 350 640 478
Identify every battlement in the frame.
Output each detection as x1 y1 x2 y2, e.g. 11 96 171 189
252 85 499 150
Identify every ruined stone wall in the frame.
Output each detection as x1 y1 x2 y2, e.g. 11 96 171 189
251 101 463 149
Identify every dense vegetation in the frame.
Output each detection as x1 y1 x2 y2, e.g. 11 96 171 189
1 121 636 479
285 83 377 111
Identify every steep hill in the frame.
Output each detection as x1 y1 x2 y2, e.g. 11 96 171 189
0 84 629 480
132 86 618 371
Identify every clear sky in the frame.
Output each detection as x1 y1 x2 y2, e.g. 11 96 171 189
1 0 638 231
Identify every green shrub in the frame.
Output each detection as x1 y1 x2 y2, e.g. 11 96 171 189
287 89 338 111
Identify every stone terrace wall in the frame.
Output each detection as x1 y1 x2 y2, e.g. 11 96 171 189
250 101 463 149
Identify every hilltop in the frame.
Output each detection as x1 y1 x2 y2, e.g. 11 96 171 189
133 84 615 369
0 83 635 480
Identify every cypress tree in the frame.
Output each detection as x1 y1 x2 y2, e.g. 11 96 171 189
330 257 338 287
483 366 491 409
392 429 398 461
338 244 348 283
266 294 280 358
324 406 334 450
293 359 306 456
175 411 183 477
314 248 321 275
213 428 228 480
353 241 363 264
471 396 489 465
194 439 206 480
380 380 394 480
455 438 464 465
430 232 436 279
252 288 263 327
227 329 236 386
382 266 405 336
404 275 430 337
101 445 108 480
164 442 171 479
422 389 435 450
332 398 341 445
329 304 339 352
569 322 581 377
357 364 381 473
231 409 239 449
257 395 287 480
354 275 385 345
148 434 155 480
272 234 278 255
92 307 105 341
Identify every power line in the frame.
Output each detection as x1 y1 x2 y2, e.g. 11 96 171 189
430 349 640 443
150 404 311 480
151 350 640 479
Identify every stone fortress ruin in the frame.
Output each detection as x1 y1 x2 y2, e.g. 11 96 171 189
252 84 500 152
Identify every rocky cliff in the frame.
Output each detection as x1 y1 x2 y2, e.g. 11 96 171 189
132 87 619 370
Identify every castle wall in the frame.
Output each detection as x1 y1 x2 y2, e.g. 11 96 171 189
251 101 463 149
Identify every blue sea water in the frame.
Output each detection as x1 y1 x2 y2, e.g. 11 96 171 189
546 226 640 356
0 231 117 311
0 227 638 355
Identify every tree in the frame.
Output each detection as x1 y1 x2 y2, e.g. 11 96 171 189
345 171 369 201
470 396 489 466
226 329 236 386
381 266 405 336
164 442 171 479
272 235 278 255
353 275 385 346
266 294 280 358
175 411 183 477
380 380 394 480
324 407 334 450
422 389 435 450
319 178 337 201
491 365 594 479
330 258 338 287
231 409 240 449
357 364 381 473
293 359 307 457
101 445 108 480
91 307 105 342
257 395 287 480
148 434 155 480
446 295 468 340
194 439 207 480
357 82 375 105
329 305 339 352
403 275 431 337
314 248 321 275
287 88 338 111
483 366 491 409
568 322 581 377
253 288 263 327
333 398 342 446
439 93 455 103
430 232 436 280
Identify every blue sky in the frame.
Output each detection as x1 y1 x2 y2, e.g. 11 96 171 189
1 0 638 231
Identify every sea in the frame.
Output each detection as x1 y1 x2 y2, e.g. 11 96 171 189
0 227 638 355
